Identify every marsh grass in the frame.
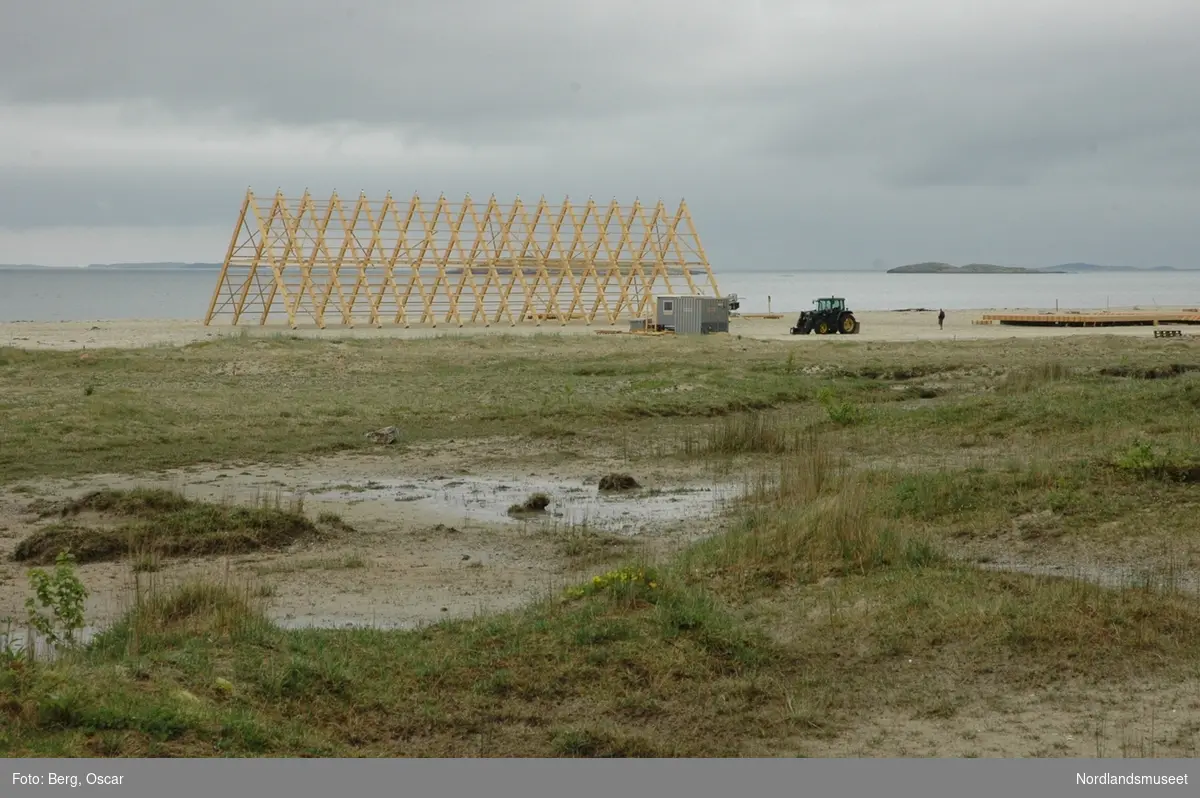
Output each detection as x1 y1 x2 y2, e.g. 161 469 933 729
680 435 941 595
699 412 807 455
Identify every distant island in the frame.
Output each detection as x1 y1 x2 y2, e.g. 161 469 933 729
888 262 1057 274
887 261 1197 275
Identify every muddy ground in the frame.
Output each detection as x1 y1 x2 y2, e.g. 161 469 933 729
5 434 1197 641
0 437 744 637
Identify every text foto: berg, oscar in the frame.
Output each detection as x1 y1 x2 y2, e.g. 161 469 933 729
13 772 124 787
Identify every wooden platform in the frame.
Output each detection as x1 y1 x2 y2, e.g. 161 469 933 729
978 312 1200 328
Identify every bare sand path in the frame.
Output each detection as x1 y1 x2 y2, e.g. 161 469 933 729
3 306 1195 350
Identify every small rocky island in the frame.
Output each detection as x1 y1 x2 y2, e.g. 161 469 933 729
887 262 1064 274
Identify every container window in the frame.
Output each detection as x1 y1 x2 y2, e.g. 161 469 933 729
663 300 674 312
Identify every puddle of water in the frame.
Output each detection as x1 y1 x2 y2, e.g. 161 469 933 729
307 475 745 534
2 625 104 661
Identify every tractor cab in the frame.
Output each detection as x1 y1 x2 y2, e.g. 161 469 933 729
814 297 846 314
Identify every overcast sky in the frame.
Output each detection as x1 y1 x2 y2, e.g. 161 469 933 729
1 0 1198 269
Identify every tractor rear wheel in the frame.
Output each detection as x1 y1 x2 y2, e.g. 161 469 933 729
838 312 857 334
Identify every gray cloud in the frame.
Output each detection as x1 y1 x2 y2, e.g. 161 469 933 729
758 8 1200 187
1 0 1199 268
0 0 737 138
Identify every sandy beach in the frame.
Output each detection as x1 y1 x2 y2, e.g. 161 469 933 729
2 306 1195 350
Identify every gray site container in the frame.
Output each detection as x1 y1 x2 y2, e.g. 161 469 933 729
654 295 730 335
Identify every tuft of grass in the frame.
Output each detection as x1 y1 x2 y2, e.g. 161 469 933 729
508 492 551 516
85 578 274 666
699 412 805 455
11 489 350 566
597 473 640 492
1000 362 1073 393
44 488 193 519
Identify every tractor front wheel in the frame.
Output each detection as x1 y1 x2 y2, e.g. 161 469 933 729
816 320 831 335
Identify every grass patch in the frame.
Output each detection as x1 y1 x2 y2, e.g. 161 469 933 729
1111 440 1200 482
11 488 351 565
683 439 941 596
4 332 1199 482
883 454 1200 548
1096 363 1200 380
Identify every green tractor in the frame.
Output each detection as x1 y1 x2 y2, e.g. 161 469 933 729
790 297 860 335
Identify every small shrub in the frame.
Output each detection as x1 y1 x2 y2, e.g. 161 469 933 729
816 388 865 427
25 551 88 653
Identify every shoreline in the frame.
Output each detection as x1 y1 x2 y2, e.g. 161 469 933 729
2 306 1197 350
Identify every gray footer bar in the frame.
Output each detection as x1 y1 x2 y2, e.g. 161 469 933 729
3 758 1194 798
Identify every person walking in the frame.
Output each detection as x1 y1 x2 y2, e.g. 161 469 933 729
937 309 945 330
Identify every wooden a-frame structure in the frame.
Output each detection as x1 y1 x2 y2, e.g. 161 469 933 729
203 189 723 328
